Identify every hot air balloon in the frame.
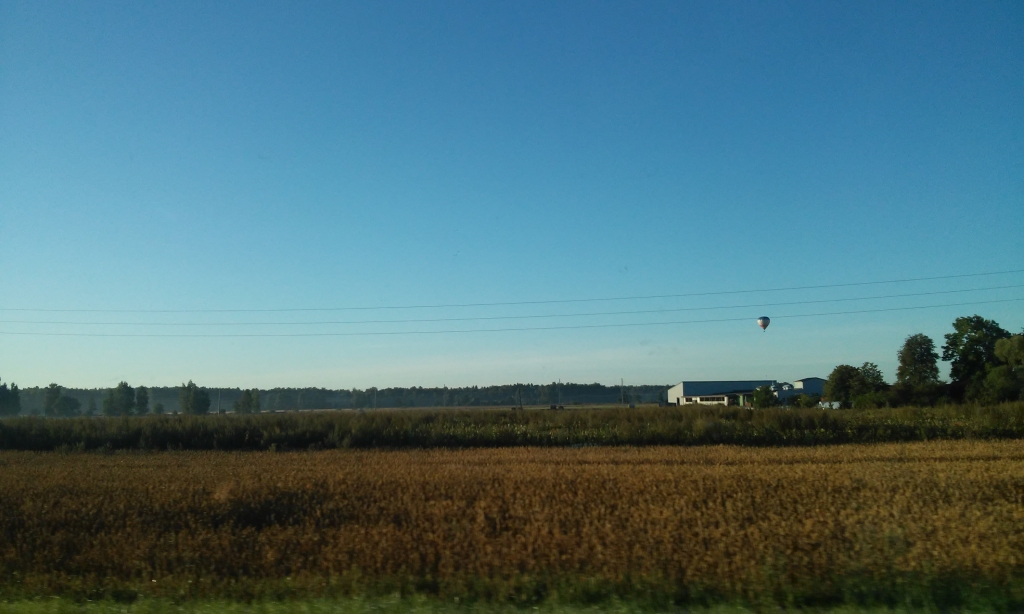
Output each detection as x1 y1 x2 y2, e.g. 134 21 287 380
757 316 770 331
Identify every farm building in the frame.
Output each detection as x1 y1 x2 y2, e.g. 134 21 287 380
792 377 825 396
666 380 775 406
668 377 826 406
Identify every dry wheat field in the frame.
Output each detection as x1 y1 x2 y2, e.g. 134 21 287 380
2 441 1024 608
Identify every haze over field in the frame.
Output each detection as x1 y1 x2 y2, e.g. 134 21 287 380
1 1 1022 389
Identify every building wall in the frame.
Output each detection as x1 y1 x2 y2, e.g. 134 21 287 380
667 380 775 405
666 384 684 405
681 395 729 406
793 378 826 396
668 379 824 406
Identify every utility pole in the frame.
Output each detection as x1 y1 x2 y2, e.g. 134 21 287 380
374 388 377 410
620 379 624 405
217 390 222 414
557 379 561 406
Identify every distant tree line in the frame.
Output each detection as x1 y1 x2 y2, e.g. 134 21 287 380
0 381 668 418
822 314 1024 408
5 312 1018 418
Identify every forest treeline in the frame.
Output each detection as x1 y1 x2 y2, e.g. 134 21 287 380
0 381 667 417
1 313 1020 419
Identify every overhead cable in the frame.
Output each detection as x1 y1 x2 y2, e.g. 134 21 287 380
0 268 1022 313
1 283 1020 327
0 297 1020 337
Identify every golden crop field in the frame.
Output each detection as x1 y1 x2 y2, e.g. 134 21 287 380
1 441 1023 608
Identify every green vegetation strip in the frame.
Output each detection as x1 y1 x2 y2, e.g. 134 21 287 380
1 403 1023 451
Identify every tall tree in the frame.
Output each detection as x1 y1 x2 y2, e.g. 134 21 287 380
103 382 136 416
995 335 1024 371
53 395 81 417
0 379 20 417
43 383 62 417
896 334 940 386
233 389 254 414
824 365 863 407
942 315 1010 399
194 388 211 415
135 386 149 415
102 390 116 416
825 365 883 407
858 362 887 391
179 381 211 415
984 334 1024 402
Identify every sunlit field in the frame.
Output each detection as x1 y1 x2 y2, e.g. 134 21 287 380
2 441 1023 610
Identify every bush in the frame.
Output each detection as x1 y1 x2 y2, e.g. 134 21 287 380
787 394 822 408
984 366 1023 403
889 382 949 407
53 395 81 417
852 391 889 409
752 385 778 409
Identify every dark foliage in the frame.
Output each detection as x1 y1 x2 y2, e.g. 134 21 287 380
0 379 21 417
985 335 1024 403
103 382 136 417
135 386 149 415
826 363 893 408
1 403 1023 452
943 315 1011 400
13 383 668 415
42 384 82 417
52 395 81 417
179 380 211 415
42 384 62 416
233 389 261 414
897 333 941 387
752 385 778 408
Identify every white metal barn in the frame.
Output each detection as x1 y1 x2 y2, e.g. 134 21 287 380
666 380 775 406
793 377 826 396
667 377 826 406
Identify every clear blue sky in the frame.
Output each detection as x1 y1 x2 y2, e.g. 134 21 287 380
1 0 1022 389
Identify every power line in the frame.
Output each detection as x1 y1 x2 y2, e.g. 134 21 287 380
1 268 1022 313
0 297 1020 338
2 283 1020 327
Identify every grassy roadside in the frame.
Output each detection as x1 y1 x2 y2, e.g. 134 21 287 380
4 573 1020 612
0 599 1005 614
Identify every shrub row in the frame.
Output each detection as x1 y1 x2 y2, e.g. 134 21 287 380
1 402 1023 451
